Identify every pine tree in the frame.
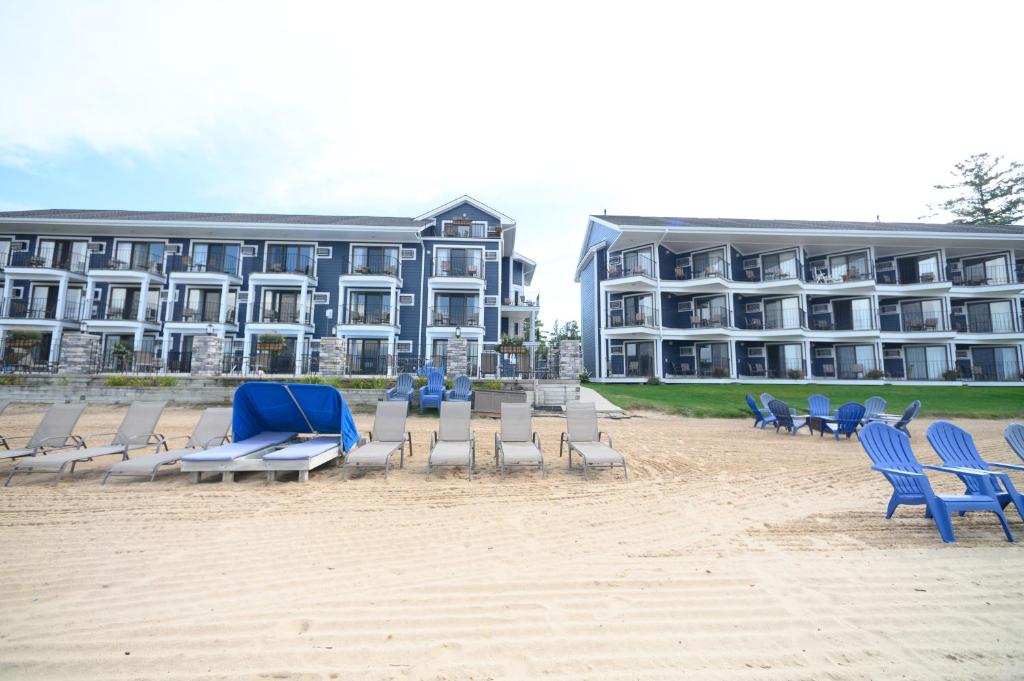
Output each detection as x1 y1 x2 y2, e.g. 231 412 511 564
927 153 1024 224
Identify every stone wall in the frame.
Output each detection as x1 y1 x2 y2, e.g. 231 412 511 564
558 339 583 379
191 335 225 376
58 333 101 374
319 337 347 375
446 338 468 376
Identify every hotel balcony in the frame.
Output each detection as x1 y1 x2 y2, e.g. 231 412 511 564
431 254 484 280
88 252 165 278
339 306 395 327
177 301 235 324
0 298 85 323
738 308 805 331
260 254 315 278
949 311 1021 335
99 302 161 324
5 248 88 280
427 307 481 328
258 303 311 326
605 304 660 330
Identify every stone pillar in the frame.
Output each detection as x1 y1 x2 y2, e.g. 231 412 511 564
319 336 347 376
59 333 101 374
558 339 582 379
447 337 468 376
190 335 225 376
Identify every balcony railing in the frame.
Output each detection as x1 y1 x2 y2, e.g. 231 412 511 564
347 352 392 375
428 307 481 327
740 260 804 283
433 254 484 279
102 303 160 323
342 254 400 276
904 360 955 381
166 253 240 276
89 253 164 275
179 301 234 324
263 254 314 277
606 305 659 329
952 264 1020 287
836 361 881 379
671 306 732 330
893 314 949 332
741 359 805 378
503 294 539 307
259 304 310 325
608 252 656 280
673 257 729 281
742 308 805 330
875 264 946 285
807 311 877 332
949 312 1020 334
7 248 88 274
808 265 874 284
967 362 1023 382
342 307 394 325
1 298 84 321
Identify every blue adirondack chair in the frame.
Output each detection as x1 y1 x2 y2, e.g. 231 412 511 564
767 399 809 436
926 421 1024 523
386 373 414 402
857 422 1013 543
808 393 832 436
1005 424 1024 462
759 393 776 412
863 396 887 423
830 401 866 440
745 394 775 429
446 375 473 402
893 400 921 437
418 370 446 414
417 360 435 378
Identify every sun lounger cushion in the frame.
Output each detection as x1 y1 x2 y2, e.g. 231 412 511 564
571 441 624 465
0 447 41 462
17 445 130 471
499 441 542 465
263 436 339 461
181 431 296 462
106 447 193 475
429 441 472 466
344 440 402 465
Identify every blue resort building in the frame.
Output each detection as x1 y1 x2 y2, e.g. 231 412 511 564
576 215 1024 384
0 196 540 375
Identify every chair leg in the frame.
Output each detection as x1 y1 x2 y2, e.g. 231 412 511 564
622 461 629 481
885 495 900 519
929 501 956 543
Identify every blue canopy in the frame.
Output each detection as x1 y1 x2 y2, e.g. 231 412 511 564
232 382 360 452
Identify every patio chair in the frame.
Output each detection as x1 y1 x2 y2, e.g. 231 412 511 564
102 407 232 483
386 373 414 402
0 403 87 462
1006 424 1024 463
419 369 446 414
767 399 809 436
926 421 1024 523
759 393 776 412
807 393 832 436
494 403 544 477
857 422 1013 543
830 401 866 440
340 400 412 480
427 401 475 479
6 401 167 486
863 396 887 423
445 375 473 402
560 402 628 480
893 400 922 437
745 394 775 429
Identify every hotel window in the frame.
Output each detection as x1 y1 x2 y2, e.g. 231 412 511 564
266 244 315 275
761 250 799 280
692 248 727 278
351 246 399 275
113 241 165 272
829 251 869 281
192 243 240 275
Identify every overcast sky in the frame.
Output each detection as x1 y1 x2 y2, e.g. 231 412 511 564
1 1 1021 327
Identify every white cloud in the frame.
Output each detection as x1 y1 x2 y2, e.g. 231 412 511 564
1 0 1022 325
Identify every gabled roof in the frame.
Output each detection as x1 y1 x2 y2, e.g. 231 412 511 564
0 208 425 228
594 215 1024 235
415 195 516 225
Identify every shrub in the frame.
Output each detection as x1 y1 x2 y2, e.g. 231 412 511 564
786 368 805 380
711 366 728 378
865 369 885 380
473 380 505 390
645 376 661 385
942 369 961 381
578 371 591 383
0 374 22 385
104 375 177 387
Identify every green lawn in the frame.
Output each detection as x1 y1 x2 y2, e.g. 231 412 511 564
588 382 1024 420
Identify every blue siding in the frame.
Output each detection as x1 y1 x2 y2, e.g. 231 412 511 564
580 258 597 375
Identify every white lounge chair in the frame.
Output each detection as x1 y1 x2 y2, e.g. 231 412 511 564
6 401 167 486
180 431 297 483
102 407 232 483
0 403 87 463
340 401 412 480
560 402 628 480
264 436 341 482
427 401 475 480
495 403 544 477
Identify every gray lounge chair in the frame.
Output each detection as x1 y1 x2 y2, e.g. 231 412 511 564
495 403 544 477
427 401 475 480
341 401 412 480
560 402 628 480
180 431 297 483
102 407 232 483
6 401 168 485
0 403 87 462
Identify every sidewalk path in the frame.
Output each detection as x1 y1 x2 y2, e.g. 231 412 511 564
579 386 626 416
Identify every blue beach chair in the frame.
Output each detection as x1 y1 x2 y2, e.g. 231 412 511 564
830 401 866 440
745 394 775 429
857 422 1013 543
1005 424 1024 462
926 421 1024 523
386 373 414 402
767 399 809 436
759 393 776 412
446 375 473 402
808 393 832 436
863 396 887 423
893 400 921 437
418 370 446 414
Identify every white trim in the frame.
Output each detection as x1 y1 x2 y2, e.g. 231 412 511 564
415 195 516 225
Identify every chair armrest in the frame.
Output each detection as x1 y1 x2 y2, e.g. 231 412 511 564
559 432 568 457
430 431 437 449
495 432 501 465
991 462 1024 472
922 464 992 479
199 434 230 448
533 432 541 450
366 430 373 442
599 431 613 447
406 432 413 458
871 465 924 478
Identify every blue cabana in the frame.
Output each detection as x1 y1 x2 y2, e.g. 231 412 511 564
232 382 359 452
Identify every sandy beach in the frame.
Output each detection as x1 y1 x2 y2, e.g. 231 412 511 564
1 403 1022 680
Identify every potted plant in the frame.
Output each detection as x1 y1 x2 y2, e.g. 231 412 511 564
865 369 885 380
257 333 286 352
499 335 525 354
711 366 728 378
786 368 805 379
7 329 41 348
942 369 961 381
